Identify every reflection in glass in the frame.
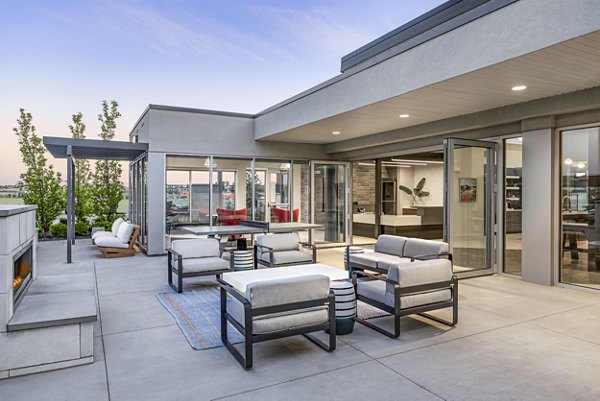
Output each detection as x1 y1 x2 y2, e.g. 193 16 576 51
561 127 600 289
314 163 346 244
504 138 523 276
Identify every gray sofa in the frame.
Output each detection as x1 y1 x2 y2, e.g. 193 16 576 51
346 235 450 274
353 258 458 338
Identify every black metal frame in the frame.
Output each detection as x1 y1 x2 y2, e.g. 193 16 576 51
219 279 336 369
352 270 458 338
345 244 453 275
167 249 230 293
254 241 317 269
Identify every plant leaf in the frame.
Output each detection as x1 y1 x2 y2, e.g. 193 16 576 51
415 177 426 192
398 185 413 195
418 191 430 198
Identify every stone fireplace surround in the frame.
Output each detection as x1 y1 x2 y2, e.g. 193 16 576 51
0 206 97 379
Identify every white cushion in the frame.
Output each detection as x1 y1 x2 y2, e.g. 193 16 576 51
259 250 313 266
116 222 134 244
172 238 220 260
375 235 408 257
111 217 124 236
177 256 229 274
256 233 300 252
387 259 453 287
350 252 409 271
95 236 129 249
357 278 451 309
92 231 114 240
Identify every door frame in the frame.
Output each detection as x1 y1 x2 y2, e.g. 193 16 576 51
310 160 351 246
443 137 497 277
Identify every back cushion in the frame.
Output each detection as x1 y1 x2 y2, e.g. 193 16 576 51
172 238 220 258
403 238 448 259
387 259 452 287
116 222 134 244
375 235 408 257
256 233 300 252
111 217 124 236
247 274 330 307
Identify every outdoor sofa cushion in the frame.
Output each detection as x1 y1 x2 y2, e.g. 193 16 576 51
258 250 313 265
403 238 448 259
95 236 129 249
227 274 330 334
256 233 301 252
356 259 453 309
116 222 135 244
92 217 124 240
171 238 220 261
349 252 410 272
179 256 229 274
374 235 408 257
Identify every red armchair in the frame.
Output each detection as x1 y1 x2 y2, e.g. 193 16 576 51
271 207 299 223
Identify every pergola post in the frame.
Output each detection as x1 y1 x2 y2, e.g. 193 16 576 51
66 145 75 263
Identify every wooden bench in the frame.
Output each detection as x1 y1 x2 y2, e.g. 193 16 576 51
97 225 140 258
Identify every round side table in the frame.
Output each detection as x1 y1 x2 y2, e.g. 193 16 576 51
330 281 356 335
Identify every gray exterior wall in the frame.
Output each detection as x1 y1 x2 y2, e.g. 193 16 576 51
254 0 600 140
146 108 327 160
145 152 166 256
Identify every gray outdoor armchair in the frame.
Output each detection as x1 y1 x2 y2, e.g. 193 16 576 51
219 274 336 369
168 238 230 293
353 258 458 338
254 233 316 268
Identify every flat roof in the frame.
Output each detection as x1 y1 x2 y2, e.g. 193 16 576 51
43 137 148 160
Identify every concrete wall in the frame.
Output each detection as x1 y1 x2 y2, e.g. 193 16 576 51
146 152 166 256
255 0 600 140
522 129 554 285
147 109 327 160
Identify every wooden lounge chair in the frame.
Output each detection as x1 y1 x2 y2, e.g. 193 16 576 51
95 223 140 258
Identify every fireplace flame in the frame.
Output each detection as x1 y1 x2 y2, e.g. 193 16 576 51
13 276 23 288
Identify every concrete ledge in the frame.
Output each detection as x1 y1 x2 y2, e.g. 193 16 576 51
7 290 96 332
0 206 36 217
7 356 93 378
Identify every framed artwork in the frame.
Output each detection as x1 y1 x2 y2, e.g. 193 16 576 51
459 178 477 203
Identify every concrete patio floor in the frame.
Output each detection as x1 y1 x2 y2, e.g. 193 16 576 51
2 240 600 401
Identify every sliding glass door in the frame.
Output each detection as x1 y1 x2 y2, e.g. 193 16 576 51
311 161 349 245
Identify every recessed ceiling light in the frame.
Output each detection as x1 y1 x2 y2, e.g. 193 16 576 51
577 162 586 169
512 85 527 91
399 114 410 118
564 158 573 165
332 131 341 135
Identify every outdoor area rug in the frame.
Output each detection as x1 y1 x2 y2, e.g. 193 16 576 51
157 287 390 350
156 287 243 350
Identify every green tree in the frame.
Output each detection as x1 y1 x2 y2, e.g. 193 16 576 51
69 112 92 221
13 108 65 235
90 100 125 222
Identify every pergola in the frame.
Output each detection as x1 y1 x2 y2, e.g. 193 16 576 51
43 136 148 262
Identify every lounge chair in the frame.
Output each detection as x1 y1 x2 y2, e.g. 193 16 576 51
91 217 123 244
95 222 139 258
254 233 316 268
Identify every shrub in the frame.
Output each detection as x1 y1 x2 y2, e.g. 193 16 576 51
59 217 67 225
75 220 90 236
50 223 67 238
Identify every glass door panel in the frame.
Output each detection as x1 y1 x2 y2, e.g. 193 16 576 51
444 138 495 274
312 162 348 245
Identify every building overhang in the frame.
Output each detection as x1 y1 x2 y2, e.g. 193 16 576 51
43 137 148 161
254 0 600 146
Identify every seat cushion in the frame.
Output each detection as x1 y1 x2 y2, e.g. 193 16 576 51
227 299 329 334
374 235 408 257
116 222 134 244
95 236 128 249
403 238 448 259
172 238 220 260
179 256 230 274
357 279 451 309
387 259 453 287
111 217 124 236
256 233 300 252
92 231 115 240
349 252 409 272
259 250 312 266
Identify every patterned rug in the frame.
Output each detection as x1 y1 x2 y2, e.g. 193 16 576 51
157 286 390 350
156 287 243 350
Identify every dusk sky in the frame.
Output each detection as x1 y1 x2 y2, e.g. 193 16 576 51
1 0 446 185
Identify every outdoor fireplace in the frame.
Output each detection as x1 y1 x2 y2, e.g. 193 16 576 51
12 242 33 306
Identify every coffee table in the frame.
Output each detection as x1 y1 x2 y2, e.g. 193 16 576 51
221 263 349 294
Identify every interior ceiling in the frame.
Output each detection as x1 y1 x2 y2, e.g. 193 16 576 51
265 30 600 144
